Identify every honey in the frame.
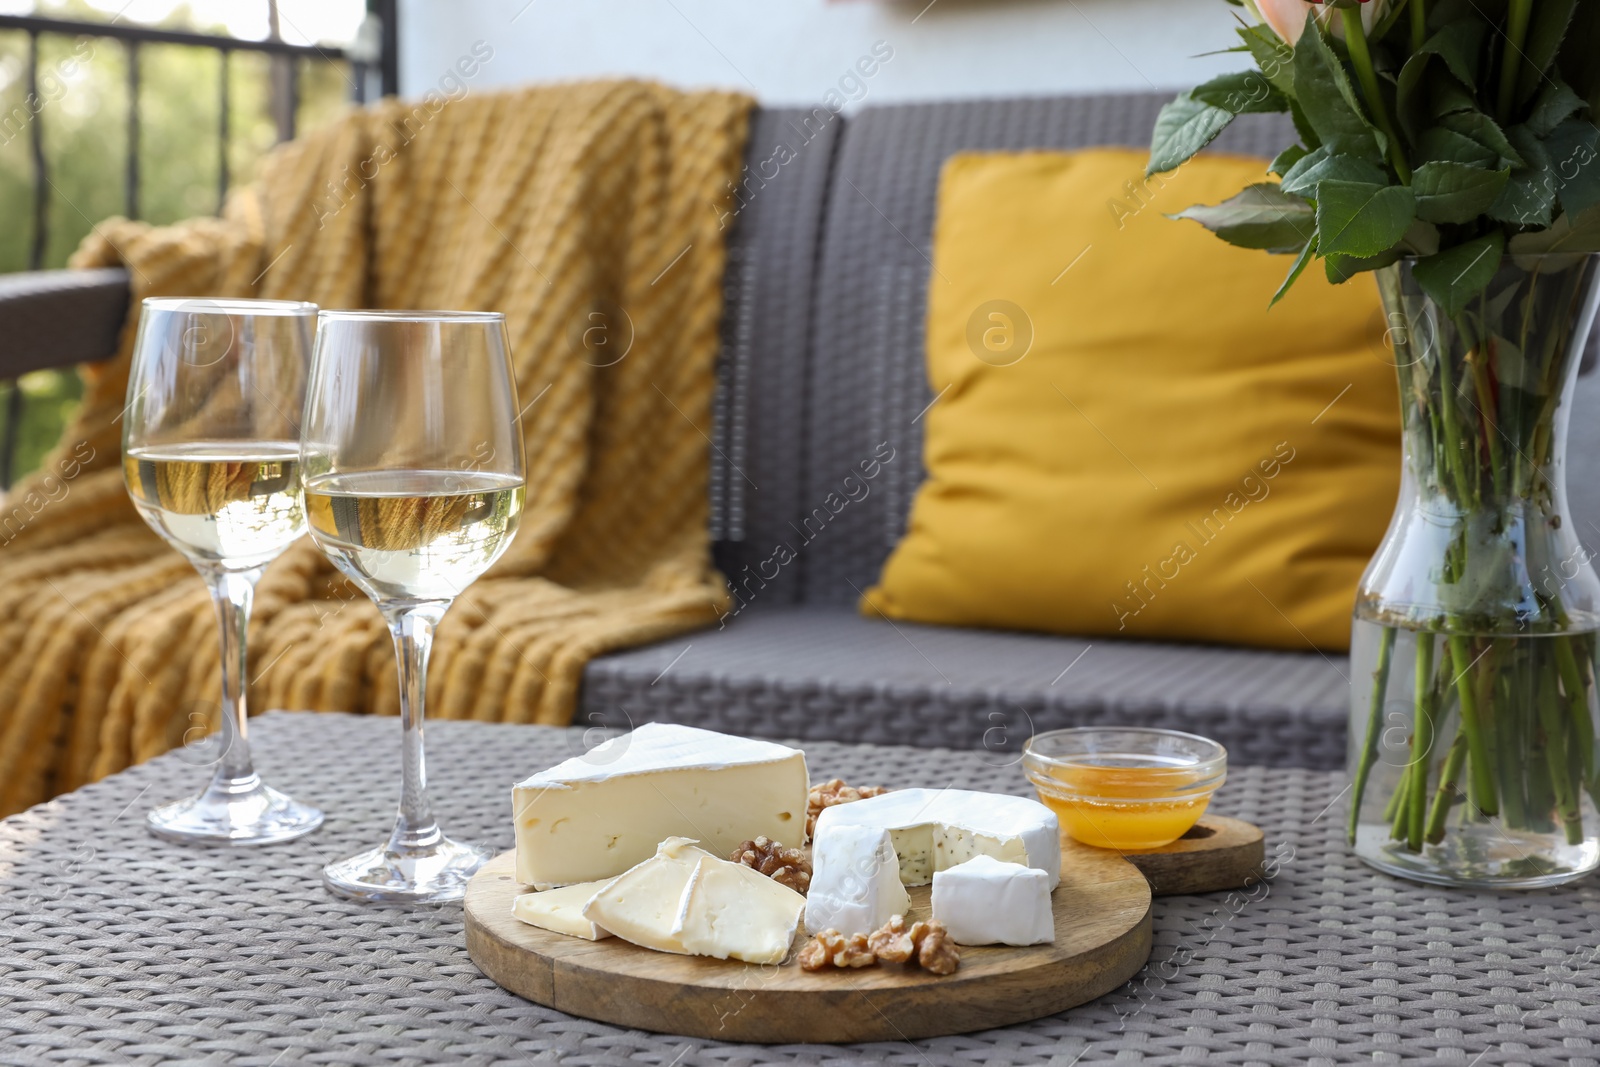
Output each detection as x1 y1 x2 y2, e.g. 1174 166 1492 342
1033 762 1212 850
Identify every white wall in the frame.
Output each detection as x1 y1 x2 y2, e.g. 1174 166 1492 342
397 0 1245 108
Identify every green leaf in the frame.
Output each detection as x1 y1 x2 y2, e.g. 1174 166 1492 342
1148 93 1235 176
1400 220 1442 256
1315 181 1419 258
1269 144 1311 178
1280 147 1389 198
1395 53 1432 143
1412 233 1506 316
1418 20 1487 87
1544 119 1600 218
1238 23 1296 96
1289 99 1323 153
1509 203 1600 255
1418 126 1502 168
1516 0 1579 107
1527 80 1584 138
1191 70 1289 115
1412 161 1511 224
1292 19 1384 163
1490 126 1557 228
1429 77 1478 121
1272 236 1319 306
1324 247 1404 284
1169 183 1315 253
1439 111 1526 168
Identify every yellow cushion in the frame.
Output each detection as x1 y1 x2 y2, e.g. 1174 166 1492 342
864 149 1399 652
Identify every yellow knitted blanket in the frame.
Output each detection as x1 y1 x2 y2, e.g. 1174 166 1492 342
0 81 750 816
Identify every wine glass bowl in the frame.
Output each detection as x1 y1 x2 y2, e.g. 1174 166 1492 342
302 309 525 902
122 296 325 845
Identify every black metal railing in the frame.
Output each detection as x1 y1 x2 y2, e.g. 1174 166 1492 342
0 1 398 489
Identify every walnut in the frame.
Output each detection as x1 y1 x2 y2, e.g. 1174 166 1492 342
866 914 918 963
862 915 960 976
916 920 960 976
836 933 877 968
806 778 890 840
797 929 876 970
798 930 843 971
730 836 812 895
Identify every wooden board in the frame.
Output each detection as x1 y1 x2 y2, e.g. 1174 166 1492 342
464 845 1153 1043
1071 815 1266 896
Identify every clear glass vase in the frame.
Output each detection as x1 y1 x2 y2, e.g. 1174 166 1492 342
1348 253 1600 888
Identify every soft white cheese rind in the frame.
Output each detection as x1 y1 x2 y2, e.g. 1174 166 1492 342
931 855 1055 946
511 880 614 941
804 823 909 936
513 723 808 888
812 788 1061 889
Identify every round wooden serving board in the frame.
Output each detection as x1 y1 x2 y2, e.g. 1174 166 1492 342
464 846 1153 1043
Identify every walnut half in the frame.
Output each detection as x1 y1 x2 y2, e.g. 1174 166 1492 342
799 916 960 976
798 929 876 970
806 778 890 840
729 836 812 895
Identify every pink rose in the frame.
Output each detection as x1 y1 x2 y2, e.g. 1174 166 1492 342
1246 0 1388 45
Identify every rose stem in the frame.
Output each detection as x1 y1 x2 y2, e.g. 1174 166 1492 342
1409 634 1436 850
1340 6 1412 183
1449 635 1499 817
1350 624 1398 844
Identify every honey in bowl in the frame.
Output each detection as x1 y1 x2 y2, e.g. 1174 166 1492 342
1033 762 1212 850
1022 728 1227 852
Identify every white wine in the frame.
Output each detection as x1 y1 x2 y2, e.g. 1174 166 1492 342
124 441 304 568
303 469 524 602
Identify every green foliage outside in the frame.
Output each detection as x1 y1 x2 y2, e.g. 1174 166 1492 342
0 0 353 483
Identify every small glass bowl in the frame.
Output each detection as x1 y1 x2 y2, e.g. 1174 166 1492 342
1023 727 1227 851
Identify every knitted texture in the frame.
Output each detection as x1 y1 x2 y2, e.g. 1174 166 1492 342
0 82 751 816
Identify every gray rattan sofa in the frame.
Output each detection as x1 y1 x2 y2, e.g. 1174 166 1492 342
6 92 1598 770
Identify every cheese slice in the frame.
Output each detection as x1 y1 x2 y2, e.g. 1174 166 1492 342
813 788 1060 887
511 881 614 940
674 853 806 964
513 723 808 888
581 837 711 954
932 855 1055 946
804 823 909 937
583 836 805 964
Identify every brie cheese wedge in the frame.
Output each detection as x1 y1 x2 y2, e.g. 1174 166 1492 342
931 855 1055 946
804 823 909 938
808 788 1060 935
511 881 613 941
582 836 805 964
513 723 808 888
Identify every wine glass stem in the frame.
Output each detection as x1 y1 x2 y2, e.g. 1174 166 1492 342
384 602 449 853
202 566 263 787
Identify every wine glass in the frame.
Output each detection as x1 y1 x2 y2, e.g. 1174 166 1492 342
123 297 325 844
301 310 526 902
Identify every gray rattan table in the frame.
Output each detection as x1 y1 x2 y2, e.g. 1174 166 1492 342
2 712 1597 1066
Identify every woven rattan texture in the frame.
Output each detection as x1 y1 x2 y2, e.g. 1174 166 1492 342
580 606 1347 769
0 267 127 379
709 107 842 608
4 712 1598 1066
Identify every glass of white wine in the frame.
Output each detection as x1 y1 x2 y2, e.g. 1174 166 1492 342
302 309 526 902
123 297 325 844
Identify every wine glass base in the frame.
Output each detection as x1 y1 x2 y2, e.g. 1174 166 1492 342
148 781 324 846
322 836 495 903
